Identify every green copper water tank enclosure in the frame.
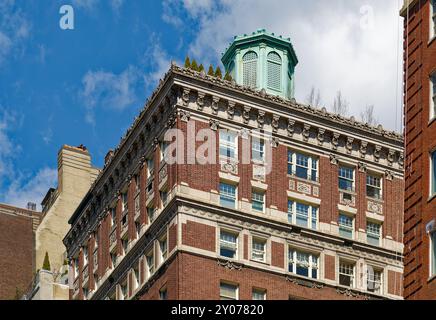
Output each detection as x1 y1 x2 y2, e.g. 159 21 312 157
221 29 299 100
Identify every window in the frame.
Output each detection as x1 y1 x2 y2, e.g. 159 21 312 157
110 252 117 268
220 230 238 259
132 264 140 291
220 282 238 300
432 150 436 196
83 246 88 266
160 191 168 207
159 236 168 263
121 238 128 254
431 0 436 39
252 289 266 300
219 130 237 159
146 158 154 177
367 267 383 294
252 138 265 162
119 282 128 300
430 231 436 276
220 183 237 209
367 221 381 246
367 174 382 199
134 174 140 192
122 191 128 212
339 261 355 287
242 51 258 88
251 238 266 262
147 206 155 224
135 221 141 239
252 190 265 213
288 248 319 279
146 251 154 278
431 73 436 120
267 52 282 91
287 151 318 182
160 141 169 162
159 287 168 300
339 166 354 191
74 257 79 278
339 214 354 239
110 207 117 227
288 200 318 230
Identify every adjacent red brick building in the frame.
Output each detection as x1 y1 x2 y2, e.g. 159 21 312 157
0 203 40 300
401 0 436 299
64 31 405 300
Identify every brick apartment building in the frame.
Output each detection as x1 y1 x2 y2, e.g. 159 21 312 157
64 30 405 300
0 203 40 300
401 0 436 299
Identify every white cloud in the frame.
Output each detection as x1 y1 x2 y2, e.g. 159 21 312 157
80 66 141 125
0 1 30 66
3 168 57 210
0 109 18 181
163 0 403 131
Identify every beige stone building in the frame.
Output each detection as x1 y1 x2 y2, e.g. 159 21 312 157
26 145 99 300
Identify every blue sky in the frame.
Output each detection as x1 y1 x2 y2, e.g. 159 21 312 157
0 0 404 209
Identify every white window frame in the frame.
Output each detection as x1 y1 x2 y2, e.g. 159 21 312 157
252 138 265 162
146 250 154 279
367 221 382 246
339 166 355 192
432 149 436 197
159 235 168 264
366 266 383 294
147 206 156 224
287 150 318 182
431 0 436 40
252 288 266 300
132 264 140 292
122 191 128 212
219 182 237 209
366 173 383 200
339 260 355 288
251 237 267 263
73 257 79 279
220 282 239 300
431 231 436 278
252 189 265 213
287 199 318 230
288 248 319 280
146 158 154 177
339 213 355 239
219 130 238 160
110 207 117 228
82 246 88 267
431 73 436 121
219 229 238 259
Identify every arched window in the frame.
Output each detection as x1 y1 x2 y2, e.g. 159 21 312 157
243 51 258 88
267 52 282 91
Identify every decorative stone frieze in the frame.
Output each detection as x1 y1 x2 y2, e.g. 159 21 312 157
374 146 382 162
257 110 265 128
227 101 235 120
196 92 205 111
297 182 311 195
302 124 311 142
209 119 220 131
385 170 394 181
346 137 354 154
360 141 368 158
182 88 190 106
179 110 191 122
243 106 251 125
287 119 296 137
240 128 250 140
317 128 325 146
211 96 220 115
358 162 367 173
272 115 280 133
332 133 340 150
330 154 339 165
367 200 383 215
387 149 395 167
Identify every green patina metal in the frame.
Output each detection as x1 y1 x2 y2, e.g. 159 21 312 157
221 29 299 100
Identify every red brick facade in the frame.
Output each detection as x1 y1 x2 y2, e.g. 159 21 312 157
402 0 436 299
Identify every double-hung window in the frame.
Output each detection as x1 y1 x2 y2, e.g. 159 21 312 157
146 251 154 278
220 282 238 300
147 158 154 177
287 151 318 182
431 73 436 120
288 200 318 230
220 230 238 259
431 0 436 39
339 166 354 191
252 190 265 213
220 183 237 209
110 207 117 228
252 138 265 162
83 246 88 266
122 191 128 212
251 238 266 262
288 248 319 279
431 231 436 277
159 236 168 263
367 174 382 199
431 150 436 196
252 289 266 300
367 221 382 246
367 267 383 294
219 130 237 160
339 214 354 239
160 141 169 162
339 261 355 287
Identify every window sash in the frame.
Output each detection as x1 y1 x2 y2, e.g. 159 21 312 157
339 263 355 287
252 191 265 212
288 249 319 279
220 283 238 300
252 140 265 162
339 214 354 239
220 231 238 258
252 239 266 261
431 232 436 276
367 269 382 293
287 200 318 230
219 131 237 159
252 290 266 300
287 151 318 181
432 151 436 195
